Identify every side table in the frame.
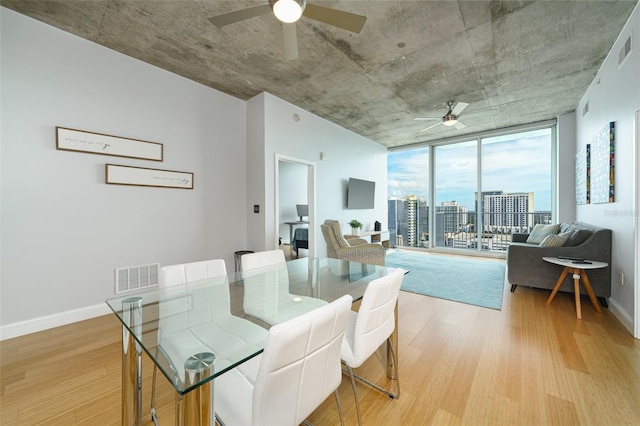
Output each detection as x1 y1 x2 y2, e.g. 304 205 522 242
543 257 608 319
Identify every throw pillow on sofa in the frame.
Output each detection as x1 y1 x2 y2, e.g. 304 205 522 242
526 223 561 244
539 231 572 247
559 223 593 246
566 229 592 246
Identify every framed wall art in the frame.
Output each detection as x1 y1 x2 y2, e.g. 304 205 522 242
590 122 615 203
106 164 193 189
57 127 163 161
575 144 590 205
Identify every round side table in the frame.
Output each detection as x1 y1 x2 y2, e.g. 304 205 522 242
543 256 608 319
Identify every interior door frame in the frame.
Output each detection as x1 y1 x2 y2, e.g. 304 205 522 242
634 108 639 339
274 154 316 258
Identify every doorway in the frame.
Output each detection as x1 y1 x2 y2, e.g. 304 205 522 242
635 108 639 339
275 155 316 259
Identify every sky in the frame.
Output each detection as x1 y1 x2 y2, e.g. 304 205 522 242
387 129 552 211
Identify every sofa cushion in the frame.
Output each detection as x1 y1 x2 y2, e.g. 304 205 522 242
565 229 592 247
539 231 571 247
526 223 561 244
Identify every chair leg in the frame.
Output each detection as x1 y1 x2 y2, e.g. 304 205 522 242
343 362 362 426
150 345 178 426
150 363 159 426
341 338 401 425
334 389 345 426
386 336 400 399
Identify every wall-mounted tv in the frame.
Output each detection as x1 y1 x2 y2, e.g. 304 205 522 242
347 178 375 209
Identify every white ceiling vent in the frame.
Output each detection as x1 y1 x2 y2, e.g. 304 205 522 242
618 34 632 66
115 263 159 294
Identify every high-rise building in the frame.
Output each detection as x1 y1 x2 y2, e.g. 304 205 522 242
388 196 429 247
479 191 534 232
435 201 468 234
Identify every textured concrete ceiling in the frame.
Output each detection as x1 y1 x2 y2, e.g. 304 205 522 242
2 1 637 148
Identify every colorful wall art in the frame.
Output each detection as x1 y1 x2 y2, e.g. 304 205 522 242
590 122 615 203
575 144 590 205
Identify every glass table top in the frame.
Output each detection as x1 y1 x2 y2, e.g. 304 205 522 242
106 257 397 395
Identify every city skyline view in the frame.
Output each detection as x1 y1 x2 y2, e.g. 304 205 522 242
388 129 553 212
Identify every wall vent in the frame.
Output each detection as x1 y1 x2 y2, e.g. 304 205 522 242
582 101 589 117
618 34 632 66
115 263 159 294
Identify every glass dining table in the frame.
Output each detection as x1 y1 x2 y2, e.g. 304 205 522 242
106 257 402 426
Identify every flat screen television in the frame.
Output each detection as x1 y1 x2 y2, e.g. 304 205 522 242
296 204 308 221
347 178 375 209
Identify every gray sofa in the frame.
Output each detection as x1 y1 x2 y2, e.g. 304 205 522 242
507 221 612 298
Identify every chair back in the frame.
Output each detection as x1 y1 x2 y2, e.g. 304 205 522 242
159 259 227 287
252 294 353 425
241 250 293 324
321 220 351 258
156 259 230 384
240 249 285 271
349 268 405 365
158 259 230 335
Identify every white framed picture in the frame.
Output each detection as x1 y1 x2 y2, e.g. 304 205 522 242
57 127 163 161
106 164 193 189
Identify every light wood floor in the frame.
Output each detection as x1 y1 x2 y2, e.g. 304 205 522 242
2 251 639 425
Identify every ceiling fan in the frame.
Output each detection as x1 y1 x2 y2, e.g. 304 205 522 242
208 0 367 61
414 101 469 132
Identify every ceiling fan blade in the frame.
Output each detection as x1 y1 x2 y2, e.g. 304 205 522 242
303 4 367 33
282 23 298 61
208 4 271 28
419 122 442 132
454 121 467 130
413 117 440 121
451 102 469 116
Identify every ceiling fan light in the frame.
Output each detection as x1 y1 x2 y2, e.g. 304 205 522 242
272 0 305 23
443 117 458 126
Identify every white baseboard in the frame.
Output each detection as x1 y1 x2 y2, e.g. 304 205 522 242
0 303 112 341
607 297 634 335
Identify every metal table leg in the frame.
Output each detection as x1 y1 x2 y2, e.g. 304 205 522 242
176 352 216 426
121 297 143 426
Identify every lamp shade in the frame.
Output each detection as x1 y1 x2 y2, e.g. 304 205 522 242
272 0 305 23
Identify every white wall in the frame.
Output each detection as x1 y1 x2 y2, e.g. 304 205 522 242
575 4 639 334
247 93 388 257
0 8 388 338
556 112 577 223
0 9 247 336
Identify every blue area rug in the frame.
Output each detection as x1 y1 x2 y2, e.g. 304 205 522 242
385 250 506 310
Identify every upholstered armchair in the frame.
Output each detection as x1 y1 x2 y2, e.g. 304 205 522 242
321 219 386 266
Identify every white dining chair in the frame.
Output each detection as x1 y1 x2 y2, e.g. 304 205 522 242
214 294 353 426
240 249 328 326
340 267 406 426
151 259 268 425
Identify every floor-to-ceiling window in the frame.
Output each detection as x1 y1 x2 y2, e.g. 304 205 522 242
434 140 477 249
388 124 554 254
387 146 429 248
480 129 553 251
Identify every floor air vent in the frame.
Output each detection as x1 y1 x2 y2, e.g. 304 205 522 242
115 263 159 294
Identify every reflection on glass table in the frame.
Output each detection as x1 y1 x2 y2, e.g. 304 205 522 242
105 257 400 425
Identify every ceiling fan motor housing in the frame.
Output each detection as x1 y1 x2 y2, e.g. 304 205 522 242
443 113 458 126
